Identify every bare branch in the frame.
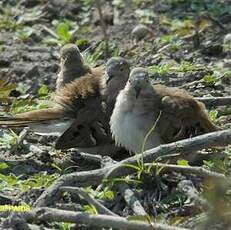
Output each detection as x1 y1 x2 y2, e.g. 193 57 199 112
117 183 148 216
144 163 225 179
105 129 231 179
60 186 117 216
24 207 189 230
196 96 231 107
34 129 231 208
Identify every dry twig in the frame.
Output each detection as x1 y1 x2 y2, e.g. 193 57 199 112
24 207 189 230
34 129 231 207
60 186 117 216
99 156 148 216
144 163 225 179
196 96 231 107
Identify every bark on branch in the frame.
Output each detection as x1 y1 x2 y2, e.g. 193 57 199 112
24 207 188 230
196 96 231 107
34 129 231 208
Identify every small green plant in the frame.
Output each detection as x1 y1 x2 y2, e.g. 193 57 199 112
119 111 163 181
10 84 50 114
149 63 173 76
178 61 198 72
15 26 34 42
43 20 79 46
203 75 219 87
83 204 98 214
0 79 17 98
209 110 219 122
10 98 50 114
82 46 103 67
0 7 18 31
84 186 115 201
0 130 18 149
82 42 120 67
19 172 59 192
177 159 189 166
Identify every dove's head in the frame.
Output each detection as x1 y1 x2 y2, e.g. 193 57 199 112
105 57 130 85
60 43 84 68
128 67 151 98
57 44 91 90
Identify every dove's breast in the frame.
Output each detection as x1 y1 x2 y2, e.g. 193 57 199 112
110 91 163 153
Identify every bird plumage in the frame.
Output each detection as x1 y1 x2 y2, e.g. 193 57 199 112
0 53 130 155
110 67 218 153
55 57 130 151
56 43 91 91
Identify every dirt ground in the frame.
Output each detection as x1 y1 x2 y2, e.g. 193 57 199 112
0 0 231 229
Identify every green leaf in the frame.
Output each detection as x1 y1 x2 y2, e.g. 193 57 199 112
103 190 115 200
203 75 219 87
122 163 141 171
177 159 189 166
76 39 89 48
209 110 218 122
57 22 71 42
0 162 9 171
43 37 60 45
38 84 49 97
83 204 97 214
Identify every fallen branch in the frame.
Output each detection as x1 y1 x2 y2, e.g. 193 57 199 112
196 96 231 107
34 129 231 207
144 163 225 179
99 156 148 216
60 186 117 216
117 183 147 216
104 129 231 179
24 207 189 230
34 167 106 207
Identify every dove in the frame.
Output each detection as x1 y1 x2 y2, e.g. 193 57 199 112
110 67 218 153
0 57 130 155
55 57 130 151
56 43 91 90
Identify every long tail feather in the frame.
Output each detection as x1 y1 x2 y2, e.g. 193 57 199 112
0 108 65 128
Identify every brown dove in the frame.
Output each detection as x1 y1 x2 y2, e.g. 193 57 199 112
0 57 130 155
56 43 91 90
55 57 130 151
110 67 218 153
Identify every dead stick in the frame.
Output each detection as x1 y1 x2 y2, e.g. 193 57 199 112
60 186 117 216
105 129 231 179
196 96 231 107
100 157 147 216
144 163 225 179
117 183 147 216
34 129 231 207
24 207 188 230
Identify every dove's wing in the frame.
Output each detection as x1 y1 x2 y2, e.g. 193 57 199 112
153 85 219 143
54 67 111 149
55 118 112 149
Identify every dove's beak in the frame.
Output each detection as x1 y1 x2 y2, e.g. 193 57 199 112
134 85 141 98
105 66 113 84
106 74 112 84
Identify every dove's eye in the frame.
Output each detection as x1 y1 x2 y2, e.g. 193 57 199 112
119 66 124 71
